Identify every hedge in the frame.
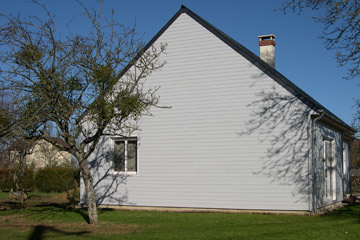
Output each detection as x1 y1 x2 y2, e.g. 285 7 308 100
0 169 35 191
0 168 80 192
35 168 80 192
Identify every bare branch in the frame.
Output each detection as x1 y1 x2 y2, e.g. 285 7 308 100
282 0 360 79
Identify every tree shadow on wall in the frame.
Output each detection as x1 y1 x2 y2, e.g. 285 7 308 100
85 137 132 206
238 86 316 204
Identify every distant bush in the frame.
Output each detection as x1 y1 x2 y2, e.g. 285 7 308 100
0 168 79 192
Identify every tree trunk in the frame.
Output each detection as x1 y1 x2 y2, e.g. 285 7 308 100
79 159 99 226
20 189 26 206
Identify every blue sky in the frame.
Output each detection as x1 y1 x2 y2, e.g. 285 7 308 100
2 0 358 126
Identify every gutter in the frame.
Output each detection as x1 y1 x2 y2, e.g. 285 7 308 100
311 110 324 214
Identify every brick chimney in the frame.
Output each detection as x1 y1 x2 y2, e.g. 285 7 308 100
257 34 276 68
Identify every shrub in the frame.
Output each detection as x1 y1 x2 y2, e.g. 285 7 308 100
0 167 79 192
34 167 79 192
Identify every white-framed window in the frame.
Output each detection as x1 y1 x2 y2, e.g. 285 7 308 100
323 138 336 200
343 141 350 194
112 137 137 174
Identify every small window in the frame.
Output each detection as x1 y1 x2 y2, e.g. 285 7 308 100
113 138 137 173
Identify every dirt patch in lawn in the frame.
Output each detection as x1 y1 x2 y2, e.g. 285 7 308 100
0 192 74 210
0 214 140 236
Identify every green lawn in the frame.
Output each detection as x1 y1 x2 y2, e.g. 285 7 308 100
1 202 360 239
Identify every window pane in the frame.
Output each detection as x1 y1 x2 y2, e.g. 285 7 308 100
127 140 137 171
114 141 125 171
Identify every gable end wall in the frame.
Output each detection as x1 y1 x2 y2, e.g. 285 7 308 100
82 13 315 211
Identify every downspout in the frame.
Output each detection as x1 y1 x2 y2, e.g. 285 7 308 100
311 110 325 214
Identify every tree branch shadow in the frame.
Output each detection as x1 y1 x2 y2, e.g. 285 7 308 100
238 86 313 202
82 136 133 206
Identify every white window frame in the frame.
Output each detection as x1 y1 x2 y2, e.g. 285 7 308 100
110 137 138 176
342 141 350 194
323 137 336 201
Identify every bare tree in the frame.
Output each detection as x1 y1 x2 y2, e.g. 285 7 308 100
281 0 360 79
7 138 36 205
0 91 19 150
0 1 165 225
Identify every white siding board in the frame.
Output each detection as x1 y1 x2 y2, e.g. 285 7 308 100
84 13 312 211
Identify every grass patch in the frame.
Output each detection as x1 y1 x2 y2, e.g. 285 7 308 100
0 203 360 239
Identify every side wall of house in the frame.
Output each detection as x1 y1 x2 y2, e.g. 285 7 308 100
81 13 313 211
343 141 351 195
313 122 345 209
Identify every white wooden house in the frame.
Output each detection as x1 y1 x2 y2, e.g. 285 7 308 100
80 6 355 213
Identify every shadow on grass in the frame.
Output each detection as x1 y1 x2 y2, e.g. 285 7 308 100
0 201 27 210
1 197 116 223
0 202 90 223
27 225 90 240
324 204 360 223
29 203 91 223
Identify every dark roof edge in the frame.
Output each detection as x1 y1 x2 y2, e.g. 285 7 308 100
115 6 185 82
118 5 355 134
81 6 185 121
179 6 355 134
